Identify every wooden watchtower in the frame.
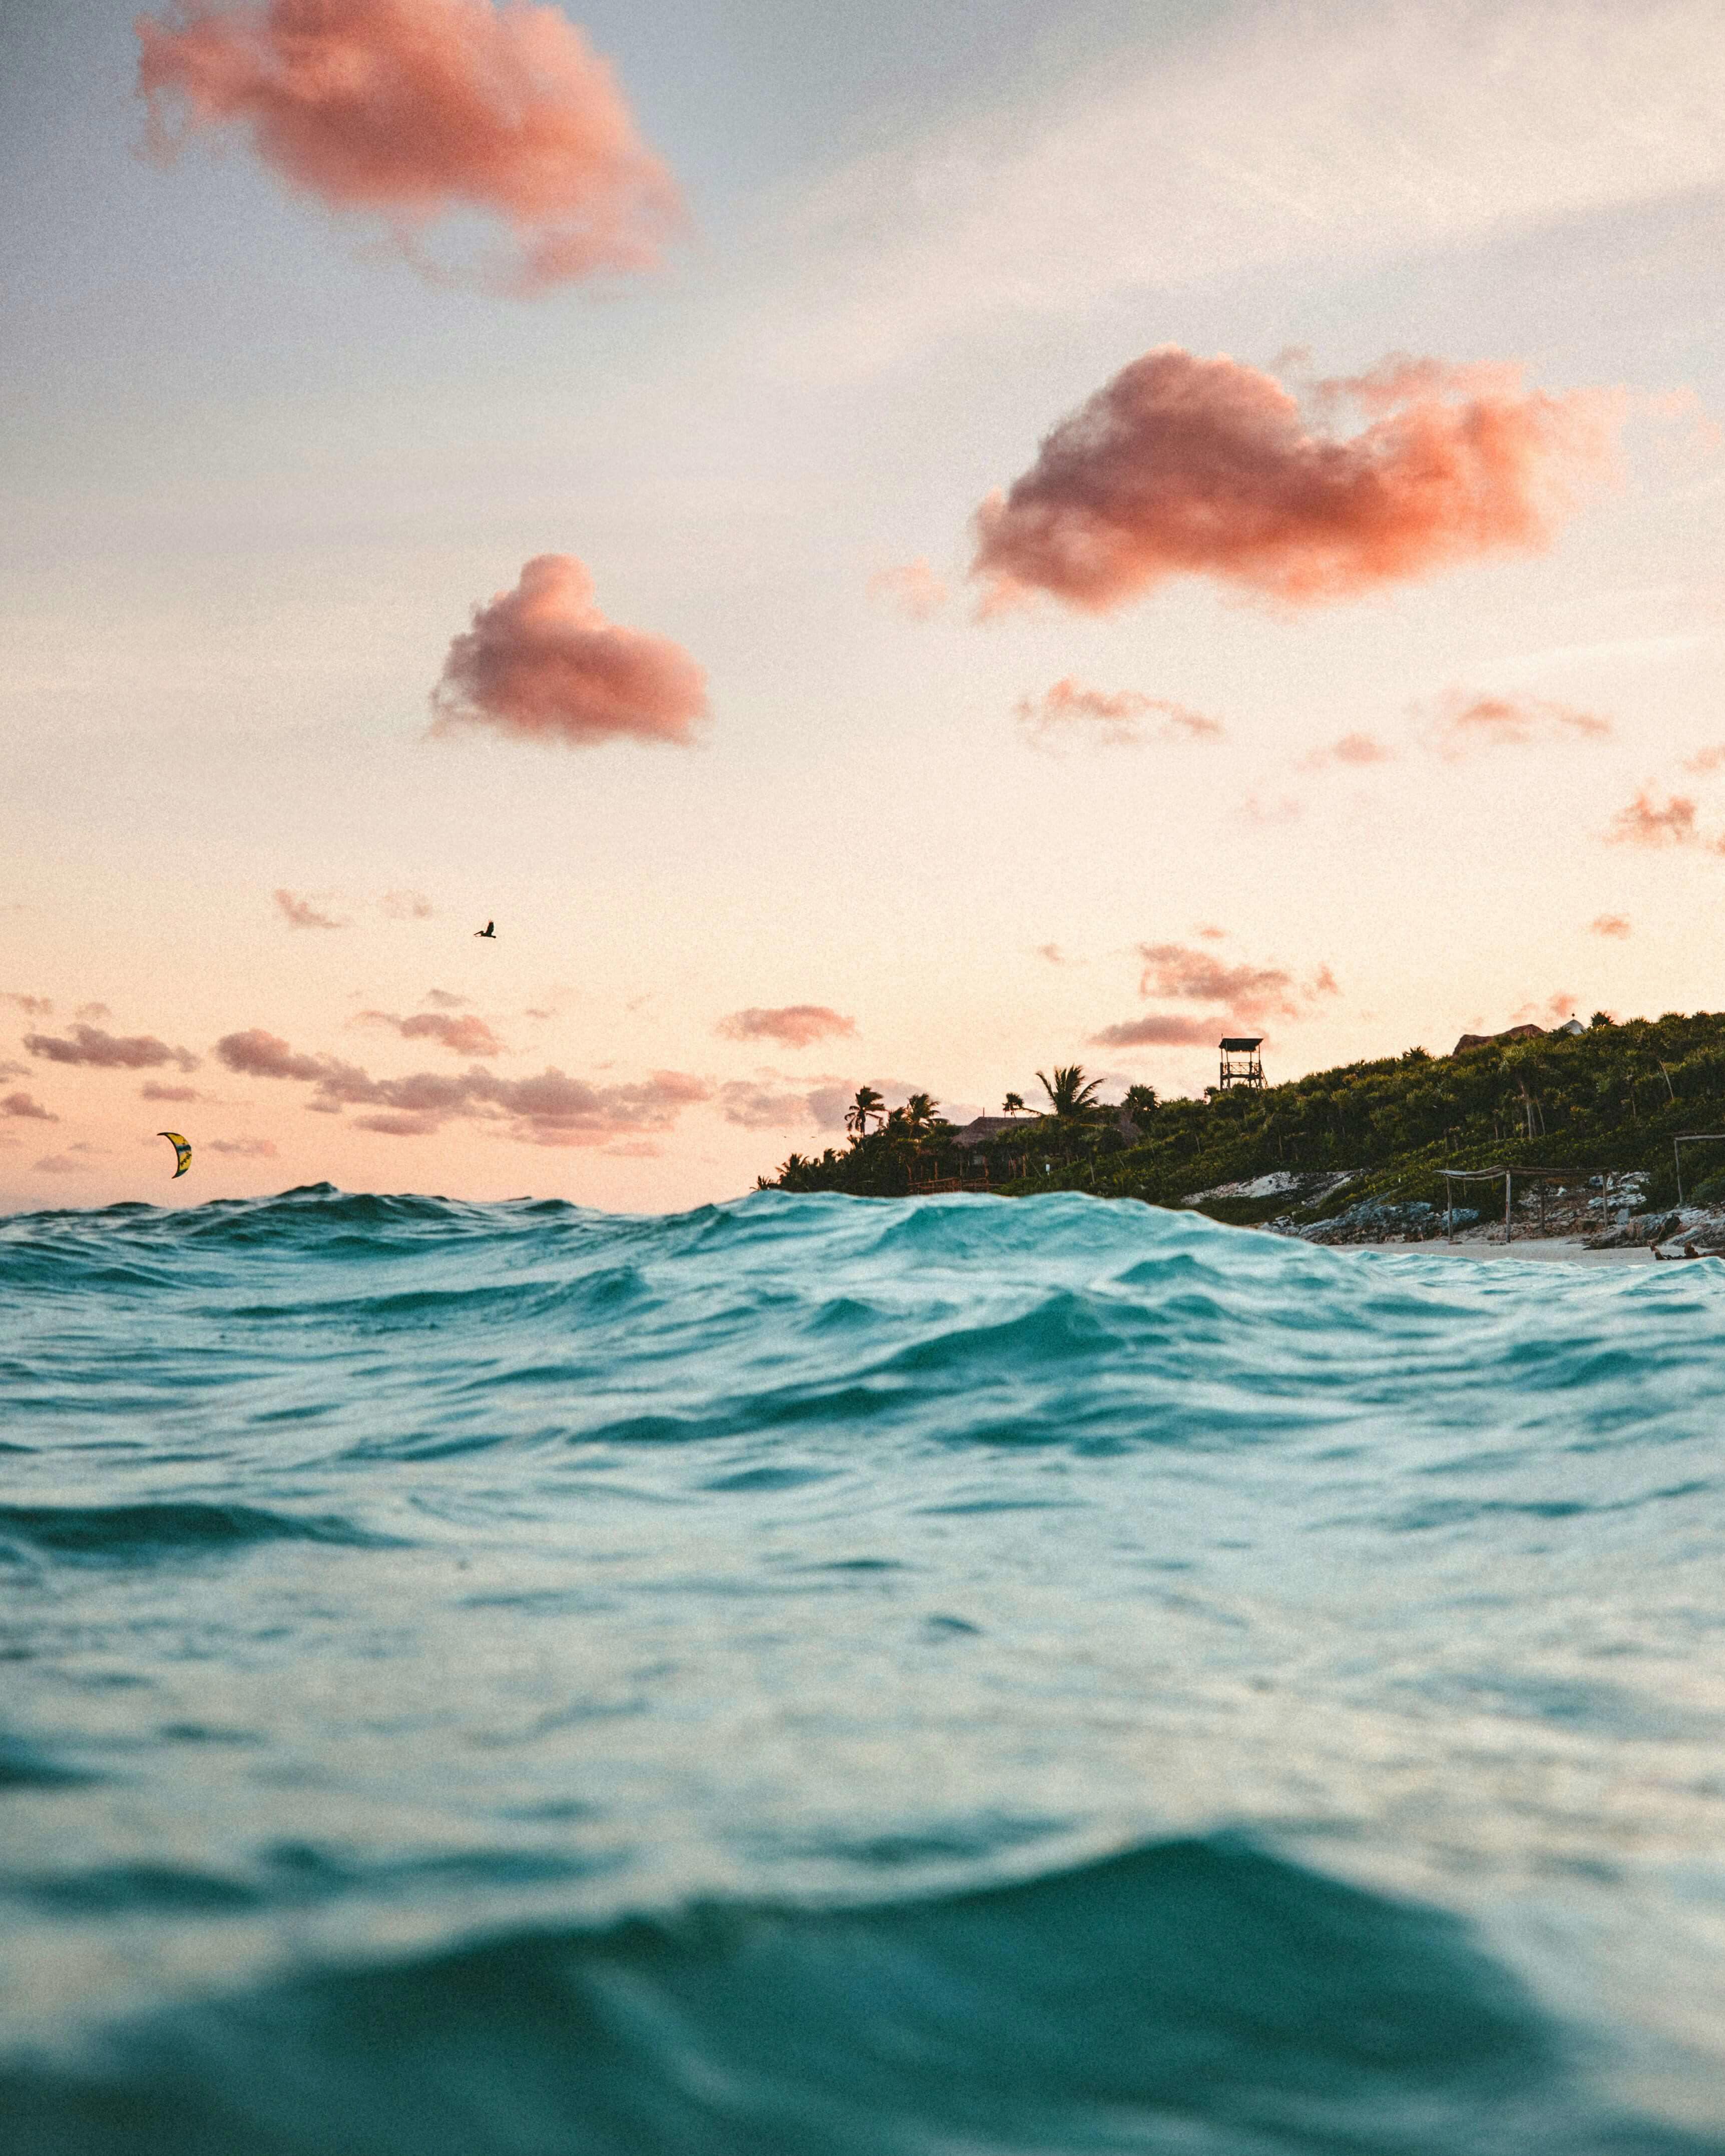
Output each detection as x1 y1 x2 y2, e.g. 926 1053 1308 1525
1218 1036 1264 1091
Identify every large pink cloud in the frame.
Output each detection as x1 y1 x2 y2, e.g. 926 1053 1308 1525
971 348 1619 615
433 556 707 749
136 0 682 294
716 1005 856 1050
25 1023 199 1072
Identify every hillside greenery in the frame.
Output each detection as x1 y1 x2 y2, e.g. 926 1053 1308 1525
758 1013 1725 1219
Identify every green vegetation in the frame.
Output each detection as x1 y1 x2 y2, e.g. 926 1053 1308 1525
757 1013 1725 1216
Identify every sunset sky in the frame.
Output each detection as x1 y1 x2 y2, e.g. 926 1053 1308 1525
5 0 1725 1211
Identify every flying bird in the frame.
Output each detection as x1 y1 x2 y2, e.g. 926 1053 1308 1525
157 1131 192 1179
475 920 497 939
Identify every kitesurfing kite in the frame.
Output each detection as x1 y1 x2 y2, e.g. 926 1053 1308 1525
475 920 497 939
157 1131 192 1179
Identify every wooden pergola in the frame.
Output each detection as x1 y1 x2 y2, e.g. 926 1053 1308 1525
1438 1166 1606 1243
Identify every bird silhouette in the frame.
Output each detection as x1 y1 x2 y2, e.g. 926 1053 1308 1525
475 920 497 939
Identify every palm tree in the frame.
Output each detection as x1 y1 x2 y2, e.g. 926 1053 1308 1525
1002 1091 1027 1116
1121 1083 1158 1126
844 1085 885 1144
1036 1064 1103 1119
903 1092 940 1136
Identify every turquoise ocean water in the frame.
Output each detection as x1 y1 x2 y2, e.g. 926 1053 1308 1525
3 1184 1724 2152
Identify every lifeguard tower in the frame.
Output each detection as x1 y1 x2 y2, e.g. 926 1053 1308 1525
1218 1036 1264 1092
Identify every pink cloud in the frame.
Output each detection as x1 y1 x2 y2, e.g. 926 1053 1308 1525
1589 914 1632 938
422 988 469 1009
360 1010 505 1056
433 555 706 750
136 0 681 295
212 1022 708 1145
205 1137 278 1157
2 993 52 1016
1606 792 1698 847
716 1005 856 1050
34 1153 93 1176
1090 1014 1216 1048
1137 944 1312 1022
1034 943 1073 964
1015 679 1223 750
869 560 949 621
215 1027 327 1080
1512 991 1578 1025
1684 745 1725 774
141 1081 201 1101
2 1091 56 1121
1426 691 1610 755
1305 731 1395 770
76 1002 112 1020
274 888 347 930
26 1023 199 1072
380 889 435 919
716 1081 818 1130
971 348 1619 616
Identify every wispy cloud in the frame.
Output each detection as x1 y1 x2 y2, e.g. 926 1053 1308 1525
1090 1013 1215 1049
1589 913 1632 938
380 890 435 920
1015 679 1223 750
869 560 949 620
778 0 1725 375
1424 690 1611 756
274 889 347 931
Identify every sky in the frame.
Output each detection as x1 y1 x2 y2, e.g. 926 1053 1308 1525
3 0 1724 1213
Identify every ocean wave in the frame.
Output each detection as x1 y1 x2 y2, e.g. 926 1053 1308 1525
6 1189 1725 2149
6 1836 1712 2156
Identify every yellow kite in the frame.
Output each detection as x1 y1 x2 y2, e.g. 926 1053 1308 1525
157 1131 192 1179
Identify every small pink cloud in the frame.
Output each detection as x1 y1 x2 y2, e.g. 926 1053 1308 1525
1589 913 1632 938
136 0 682 295
76 1002 112 1020
422 989 469 1009
215 1028 326 1080
380 890 435 920
1684 745 1725 774
433 555 706 751
274 889 347 931
33 1153 92 1176
2 993 52 1017
2 1091 56 1121
360 1010 506 1057
26 1024 199 1072
1034 943 1074 964
1091 1014 1216 1048
205 1137 278 1158
1305 731 1395 770
1016 678 1223 751
716 1005 856 1050
1606 792 1697 847
868 560 949 621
